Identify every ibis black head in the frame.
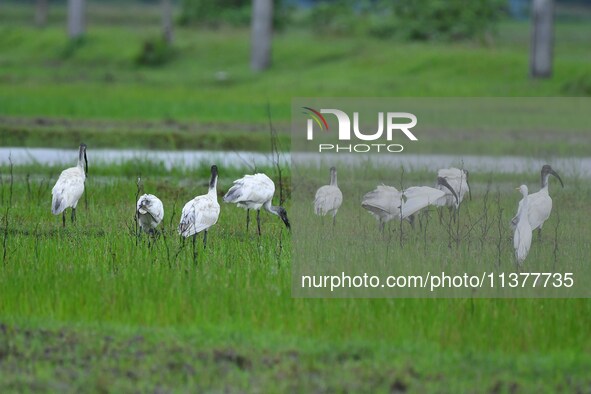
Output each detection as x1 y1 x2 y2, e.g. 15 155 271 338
209 165 218 189
278 206 291 230
329 166 337 185
541 165 563 188
79 143 88 176
437 176 459 204
209 164 218 189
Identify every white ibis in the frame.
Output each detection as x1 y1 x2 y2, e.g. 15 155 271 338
434 167 471 209
51 143 88 227
223 173 290 235
362 177 458 232
137 194 164 235
313 166 343 225
511 164 563 240
178 165 220 254
513 185 533 265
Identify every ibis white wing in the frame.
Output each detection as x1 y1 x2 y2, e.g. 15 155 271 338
436 168 468 207
178 196 220 237
362 185 401 218
526 191 552 230
51 167 86 214
314 185 343 216
137 194 164 231
223 173 275 210
401 186 445 219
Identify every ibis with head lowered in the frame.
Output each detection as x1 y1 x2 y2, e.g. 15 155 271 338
137 193 164 235
362 177 458 232
223 173 290 235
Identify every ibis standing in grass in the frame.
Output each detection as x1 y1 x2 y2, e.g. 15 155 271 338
137 193 164 236
314 166 343 226
511 164 563 240
362 177 458 232
434 167 471 210
223 173 290 235
513 185 533 265
178 165 220 255
51 143 88 227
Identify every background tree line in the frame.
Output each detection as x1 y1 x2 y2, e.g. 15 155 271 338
15 0 569 76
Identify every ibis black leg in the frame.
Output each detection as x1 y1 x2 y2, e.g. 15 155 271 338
192 233 198 263
62 211 66 228
256 210 261 236
203 230 208 249
148 229 154 249
71 208 76 223
409 214 416 230
537 228 542 241
246 209 250 232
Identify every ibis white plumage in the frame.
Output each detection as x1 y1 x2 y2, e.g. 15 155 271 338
434 167 471 209
51 143 88 227
513 185 533 265
362 177 458 232
511 164 563 239
178 165 220 251
313 166 343 225
223 173 290 235
137 194 164 235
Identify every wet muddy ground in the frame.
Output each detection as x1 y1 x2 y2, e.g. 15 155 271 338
0 323 418 393
0 323 588 393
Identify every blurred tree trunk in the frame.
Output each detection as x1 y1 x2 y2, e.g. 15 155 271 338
250 0 273 71
162 0 173 45
68 0 86 39
530 0 554 78
35 0 48 27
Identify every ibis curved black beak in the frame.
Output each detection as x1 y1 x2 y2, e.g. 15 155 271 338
437 177 459 204
550 168 564 188
280 208 291 230
79 143 88 176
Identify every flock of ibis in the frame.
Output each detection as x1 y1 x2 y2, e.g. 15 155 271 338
51 144 290 256
51 144 563 265
312 164 563 266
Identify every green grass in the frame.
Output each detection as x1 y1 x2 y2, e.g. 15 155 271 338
1 23 589 121
0 161 590 391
